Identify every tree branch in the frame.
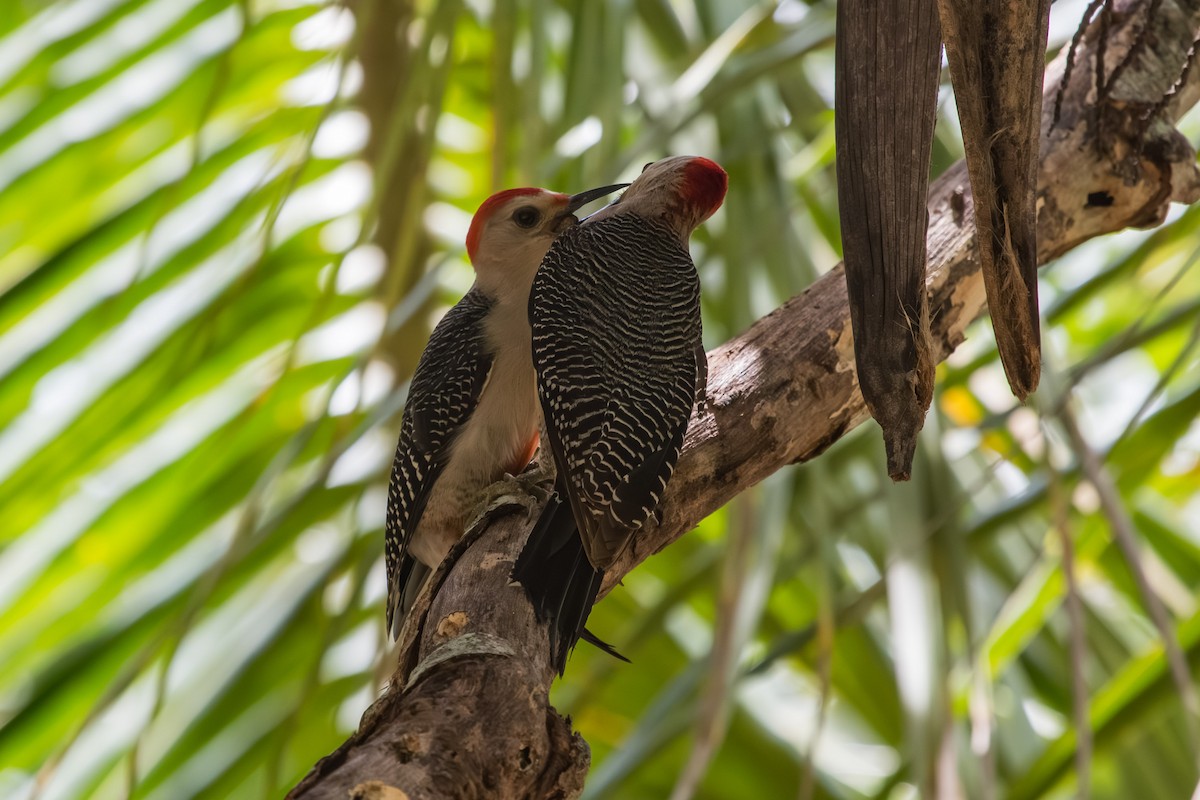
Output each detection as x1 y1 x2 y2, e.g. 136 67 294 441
289 2 1200 797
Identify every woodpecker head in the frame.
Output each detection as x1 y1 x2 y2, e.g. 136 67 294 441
465 184 626 300
587 155 728 241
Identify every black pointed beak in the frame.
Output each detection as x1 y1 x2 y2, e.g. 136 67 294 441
562 183 629 216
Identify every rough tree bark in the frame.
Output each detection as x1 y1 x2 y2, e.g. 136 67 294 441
288 1 1200 797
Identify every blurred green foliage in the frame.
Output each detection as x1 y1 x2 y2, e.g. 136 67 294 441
0 0 1199 798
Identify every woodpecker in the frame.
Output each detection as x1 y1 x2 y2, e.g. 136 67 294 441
385 182 626 639
513 155 728 672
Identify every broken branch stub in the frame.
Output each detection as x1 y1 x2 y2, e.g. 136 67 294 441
834 0 942 480
938 0 1053 400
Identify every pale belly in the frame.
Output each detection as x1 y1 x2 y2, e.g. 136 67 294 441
408 347 540 568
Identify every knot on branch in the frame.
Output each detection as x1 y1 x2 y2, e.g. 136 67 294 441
351 781 411 800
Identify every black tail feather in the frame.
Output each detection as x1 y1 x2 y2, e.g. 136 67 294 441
581 628 631 664
513 481 618 674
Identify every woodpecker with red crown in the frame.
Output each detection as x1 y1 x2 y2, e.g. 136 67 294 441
385 182 625 638
513 155 728 673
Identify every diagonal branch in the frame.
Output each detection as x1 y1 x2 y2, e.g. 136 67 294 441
288 1 1200 797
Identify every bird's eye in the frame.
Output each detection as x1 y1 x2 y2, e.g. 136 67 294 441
513 206 540 228
642 162 653 173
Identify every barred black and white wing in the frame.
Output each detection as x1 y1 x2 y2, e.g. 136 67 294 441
532 215 703 567
514 215 704 672
386 289 494 638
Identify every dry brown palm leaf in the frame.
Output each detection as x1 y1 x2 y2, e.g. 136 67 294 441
938 0 1053 400
835 0 943 480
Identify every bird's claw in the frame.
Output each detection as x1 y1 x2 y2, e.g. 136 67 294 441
467 464 554 530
